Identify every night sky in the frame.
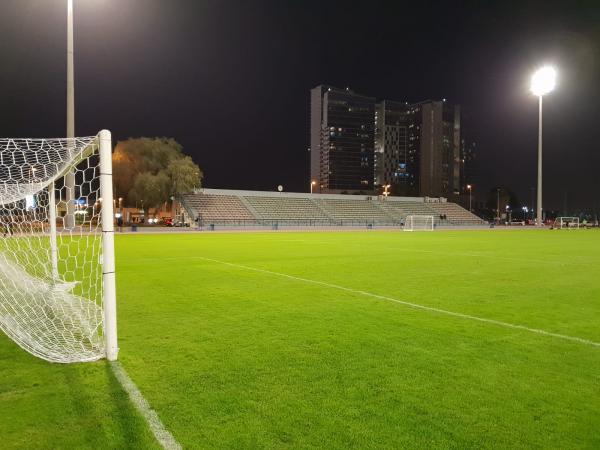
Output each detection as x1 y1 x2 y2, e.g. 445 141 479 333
2 1 599 210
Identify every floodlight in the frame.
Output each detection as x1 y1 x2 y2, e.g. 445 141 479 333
531 66 556 96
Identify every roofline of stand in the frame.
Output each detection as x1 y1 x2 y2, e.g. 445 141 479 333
184 187 446 203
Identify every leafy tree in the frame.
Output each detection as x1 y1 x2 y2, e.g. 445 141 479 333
166 156 202 198
113 137 202 207
485 187 520 219
128 172 169 209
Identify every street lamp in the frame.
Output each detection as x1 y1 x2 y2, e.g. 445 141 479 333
496 188 500 222
466 184 472 212
383 184 391 198
530 66 556 226
310 180 316 194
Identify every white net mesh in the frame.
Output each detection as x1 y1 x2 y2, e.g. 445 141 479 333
553 217 579 229
0 136 105 363
404 215 434 231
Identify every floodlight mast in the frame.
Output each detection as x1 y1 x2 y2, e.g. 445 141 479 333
530 66 556 226
65 0 76 229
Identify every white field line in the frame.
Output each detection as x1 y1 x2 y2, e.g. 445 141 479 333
231 237 597 267
347 245 594 267
110 361 182 450
195 256 600 349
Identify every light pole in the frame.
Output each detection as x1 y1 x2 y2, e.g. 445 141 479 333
64 0 76 229
530 66 556 226
383 184 391 198
466 184 472 212
310 180 316 194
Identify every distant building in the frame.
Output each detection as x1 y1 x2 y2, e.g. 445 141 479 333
310 85 375 193
311 86 474 198
460 140 477 191
414 100 461 198
374 100 418 196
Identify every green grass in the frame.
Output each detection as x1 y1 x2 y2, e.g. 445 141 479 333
2 229 600 448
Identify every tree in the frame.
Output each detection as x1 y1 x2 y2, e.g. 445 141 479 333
165 156 202 198
485 187 520 220
112 137 202 207
128 172 169 209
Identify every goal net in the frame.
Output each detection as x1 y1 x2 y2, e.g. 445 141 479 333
553 217 580 229
404 215 434 231
0 130 117 363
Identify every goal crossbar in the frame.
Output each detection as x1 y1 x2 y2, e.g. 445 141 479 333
404 215 435 231
553 217 580 229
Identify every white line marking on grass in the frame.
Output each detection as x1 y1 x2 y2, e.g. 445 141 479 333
196 256 600 349
110 361 182 450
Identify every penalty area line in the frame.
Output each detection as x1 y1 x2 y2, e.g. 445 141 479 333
110 361 182 450
197 256 600 349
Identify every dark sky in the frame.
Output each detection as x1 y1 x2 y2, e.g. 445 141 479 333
2 1 599 210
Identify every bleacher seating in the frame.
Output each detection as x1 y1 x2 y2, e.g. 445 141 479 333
181 194 254 223
314 198 394 223
426 202 486 225
179 189 487 228
377 201 438 221
243 196 329 222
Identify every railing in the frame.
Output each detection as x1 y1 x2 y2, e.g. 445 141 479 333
192 217 489 229
195 218 405 229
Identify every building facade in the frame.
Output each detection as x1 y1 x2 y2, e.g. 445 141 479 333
374 101 419 196
416 100 461 198
311 85 473 198
310 86 375 193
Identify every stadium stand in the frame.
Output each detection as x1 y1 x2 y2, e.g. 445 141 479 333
426 202 486 225
314 198 394 224
180 189 486 228
377 200 441 223
180 194 255 224
244 196 330 223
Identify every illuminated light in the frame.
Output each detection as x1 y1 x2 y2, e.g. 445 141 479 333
530 66 556 96
25 195 35 209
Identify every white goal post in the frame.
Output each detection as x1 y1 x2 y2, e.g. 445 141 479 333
553 217 580 229
404 215 435 231
0 130 117 363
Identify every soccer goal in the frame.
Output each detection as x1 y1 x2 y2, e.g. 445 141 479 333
0 130 117 363
404 215 435 231
553 217 580 229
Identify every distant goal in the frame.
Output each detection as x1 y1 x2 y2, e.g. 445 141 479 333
404 215 434 231
553 217 579 229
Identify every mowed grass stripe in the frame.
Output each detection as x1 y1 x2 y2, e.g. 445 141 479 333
190 255 600 348
114 230 600 449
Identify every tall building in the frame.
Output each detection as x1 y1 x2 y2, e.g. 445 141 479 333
310 86 375 193
311 85 473 198
374 100 418 196
417 100 461 198
460 140 476 187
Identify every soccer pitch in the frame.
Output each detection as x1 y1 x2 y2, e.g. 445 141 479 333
2 229 600 449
